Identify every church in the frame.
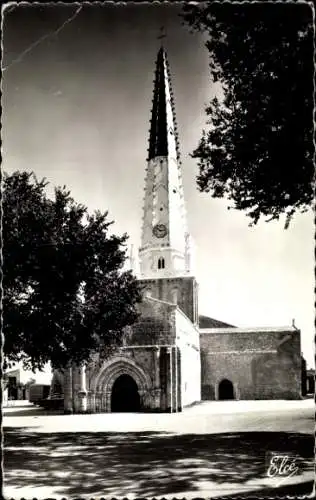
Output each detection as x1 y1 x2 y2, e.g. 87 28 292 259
53 45 302 413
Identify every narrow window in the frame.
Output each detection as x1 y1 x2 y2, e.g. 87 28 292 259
158 257 165 270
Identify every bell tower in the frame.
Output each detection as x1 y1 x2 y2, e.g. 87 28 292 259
137 43 198 325
139 46 193 279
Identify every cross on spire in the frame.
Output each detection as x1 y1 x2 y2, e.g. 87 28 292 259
157 26 166 45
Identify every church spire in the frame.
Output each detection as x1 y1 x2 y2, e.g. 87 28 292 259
139 45 194 279
147 44 180 163
148 47 168 160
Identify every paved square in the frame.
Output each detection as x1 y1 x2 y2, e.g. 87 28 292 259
3 399 314 498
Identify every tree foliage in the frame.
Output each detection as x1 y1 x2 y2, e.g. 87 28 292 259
182 2 314 226
3 171 142 371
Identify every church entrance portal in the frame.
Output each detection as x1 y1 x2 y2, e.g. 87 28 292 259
218 379 235 400
111 374 141 412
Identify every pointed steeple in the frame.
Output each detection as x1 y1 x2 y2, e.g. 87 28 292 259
148 48 168 160
139 46 194 279
147 47 180 163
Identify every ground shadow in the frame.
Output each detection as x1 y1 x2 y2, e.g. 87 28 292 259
3 428 314 498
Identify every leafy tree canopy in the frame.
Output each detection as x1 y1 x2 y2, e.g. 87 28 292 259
182 2 314 227
3 171 142 371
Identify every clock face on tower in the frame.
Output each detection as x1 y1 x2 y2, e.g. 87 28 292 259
153 223 167 238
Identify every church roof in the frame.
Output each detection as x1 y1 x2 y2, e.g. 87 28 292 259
198 315 236 329
147 47 180 161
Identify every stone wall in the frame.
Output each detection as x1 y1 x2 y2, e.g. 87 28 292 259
200 327 302 400
127 296 177 345
138 276 198 324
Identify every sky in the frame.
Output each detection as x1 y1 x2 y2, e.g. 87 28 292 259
2 2 314 368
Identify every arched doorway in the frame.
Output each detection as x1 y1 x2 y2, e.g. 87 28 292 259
111 374 141 412
218 379 235 400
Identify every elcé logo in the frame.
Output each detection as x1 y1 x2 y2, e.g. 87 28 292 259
266 452 300 487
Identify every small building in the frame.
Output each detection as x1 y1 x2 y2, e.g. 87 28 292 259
3 363 52 404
